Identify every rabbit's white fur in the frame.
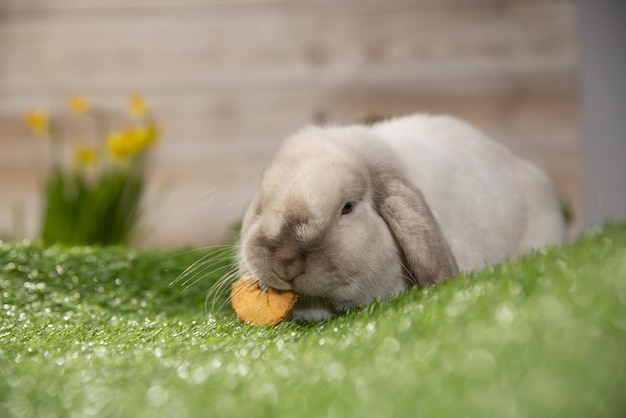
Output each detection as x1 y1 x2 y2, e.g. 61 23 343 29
371 115 565 270
238 114 564 321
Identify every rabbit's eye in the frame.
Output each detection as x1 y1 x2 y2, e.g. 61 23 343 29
341 202 355 216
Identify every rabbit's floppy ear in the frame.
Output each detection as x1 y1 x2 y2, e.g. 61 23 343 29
372 169 459 286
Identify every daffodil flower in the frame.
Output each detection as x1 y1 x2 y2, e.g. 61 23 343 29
136 123 159 148
128 92 149 119
107 131 134 159
24 110 50 135
124 127 149 154
107 124 156 159
74 145 97 166
67 95 91 114
27 95 159 245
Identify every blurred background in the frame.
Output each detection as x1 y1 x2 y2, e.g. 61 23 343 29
0 0 598 246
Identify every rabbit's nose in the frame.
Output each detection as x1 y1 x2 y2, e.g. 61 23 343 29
272 248 306 282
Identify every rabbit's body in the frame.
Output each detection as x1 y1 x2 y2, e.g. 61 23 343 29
371 115 564 271
238 114 564 321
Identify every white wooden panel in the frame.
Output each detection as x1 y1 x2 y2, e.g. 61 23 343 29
0 0 583 245
1 0 570 14
1 86 579 165
0 3 576 93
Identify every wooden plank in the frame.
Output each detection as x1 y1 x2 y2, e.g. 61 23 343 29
2 86 580 166
0 167 46 241
0 3 577 94
2 0 573 15
137 162 263 245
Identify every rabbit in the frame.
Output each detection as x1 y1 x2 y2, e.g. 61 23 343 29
238 113 565 321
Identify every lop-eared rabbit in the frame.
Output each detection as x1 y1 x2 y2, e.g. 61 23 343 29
238 114 565 321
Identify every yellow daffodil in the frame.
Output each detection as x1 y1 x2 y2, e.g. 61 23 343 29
124 127 147 154
137 123 159 148
128 92 149 118
107 131 134 159
24 109 50 135
107 124 156 159
67 95 91 114
74 145 97 166
145 123 159 145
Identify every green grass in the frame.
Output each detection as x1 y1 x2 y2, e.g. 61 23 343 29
1 224 626 418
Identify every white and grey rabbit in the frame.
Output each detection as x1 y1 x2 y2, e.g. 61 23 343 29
238 114 565 321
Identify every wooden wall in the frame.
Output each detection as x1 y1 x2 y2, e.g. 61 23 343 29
0 0 582 245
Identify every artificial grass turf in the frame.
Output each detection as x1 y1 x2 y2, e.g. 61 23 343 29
1 225 625 418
